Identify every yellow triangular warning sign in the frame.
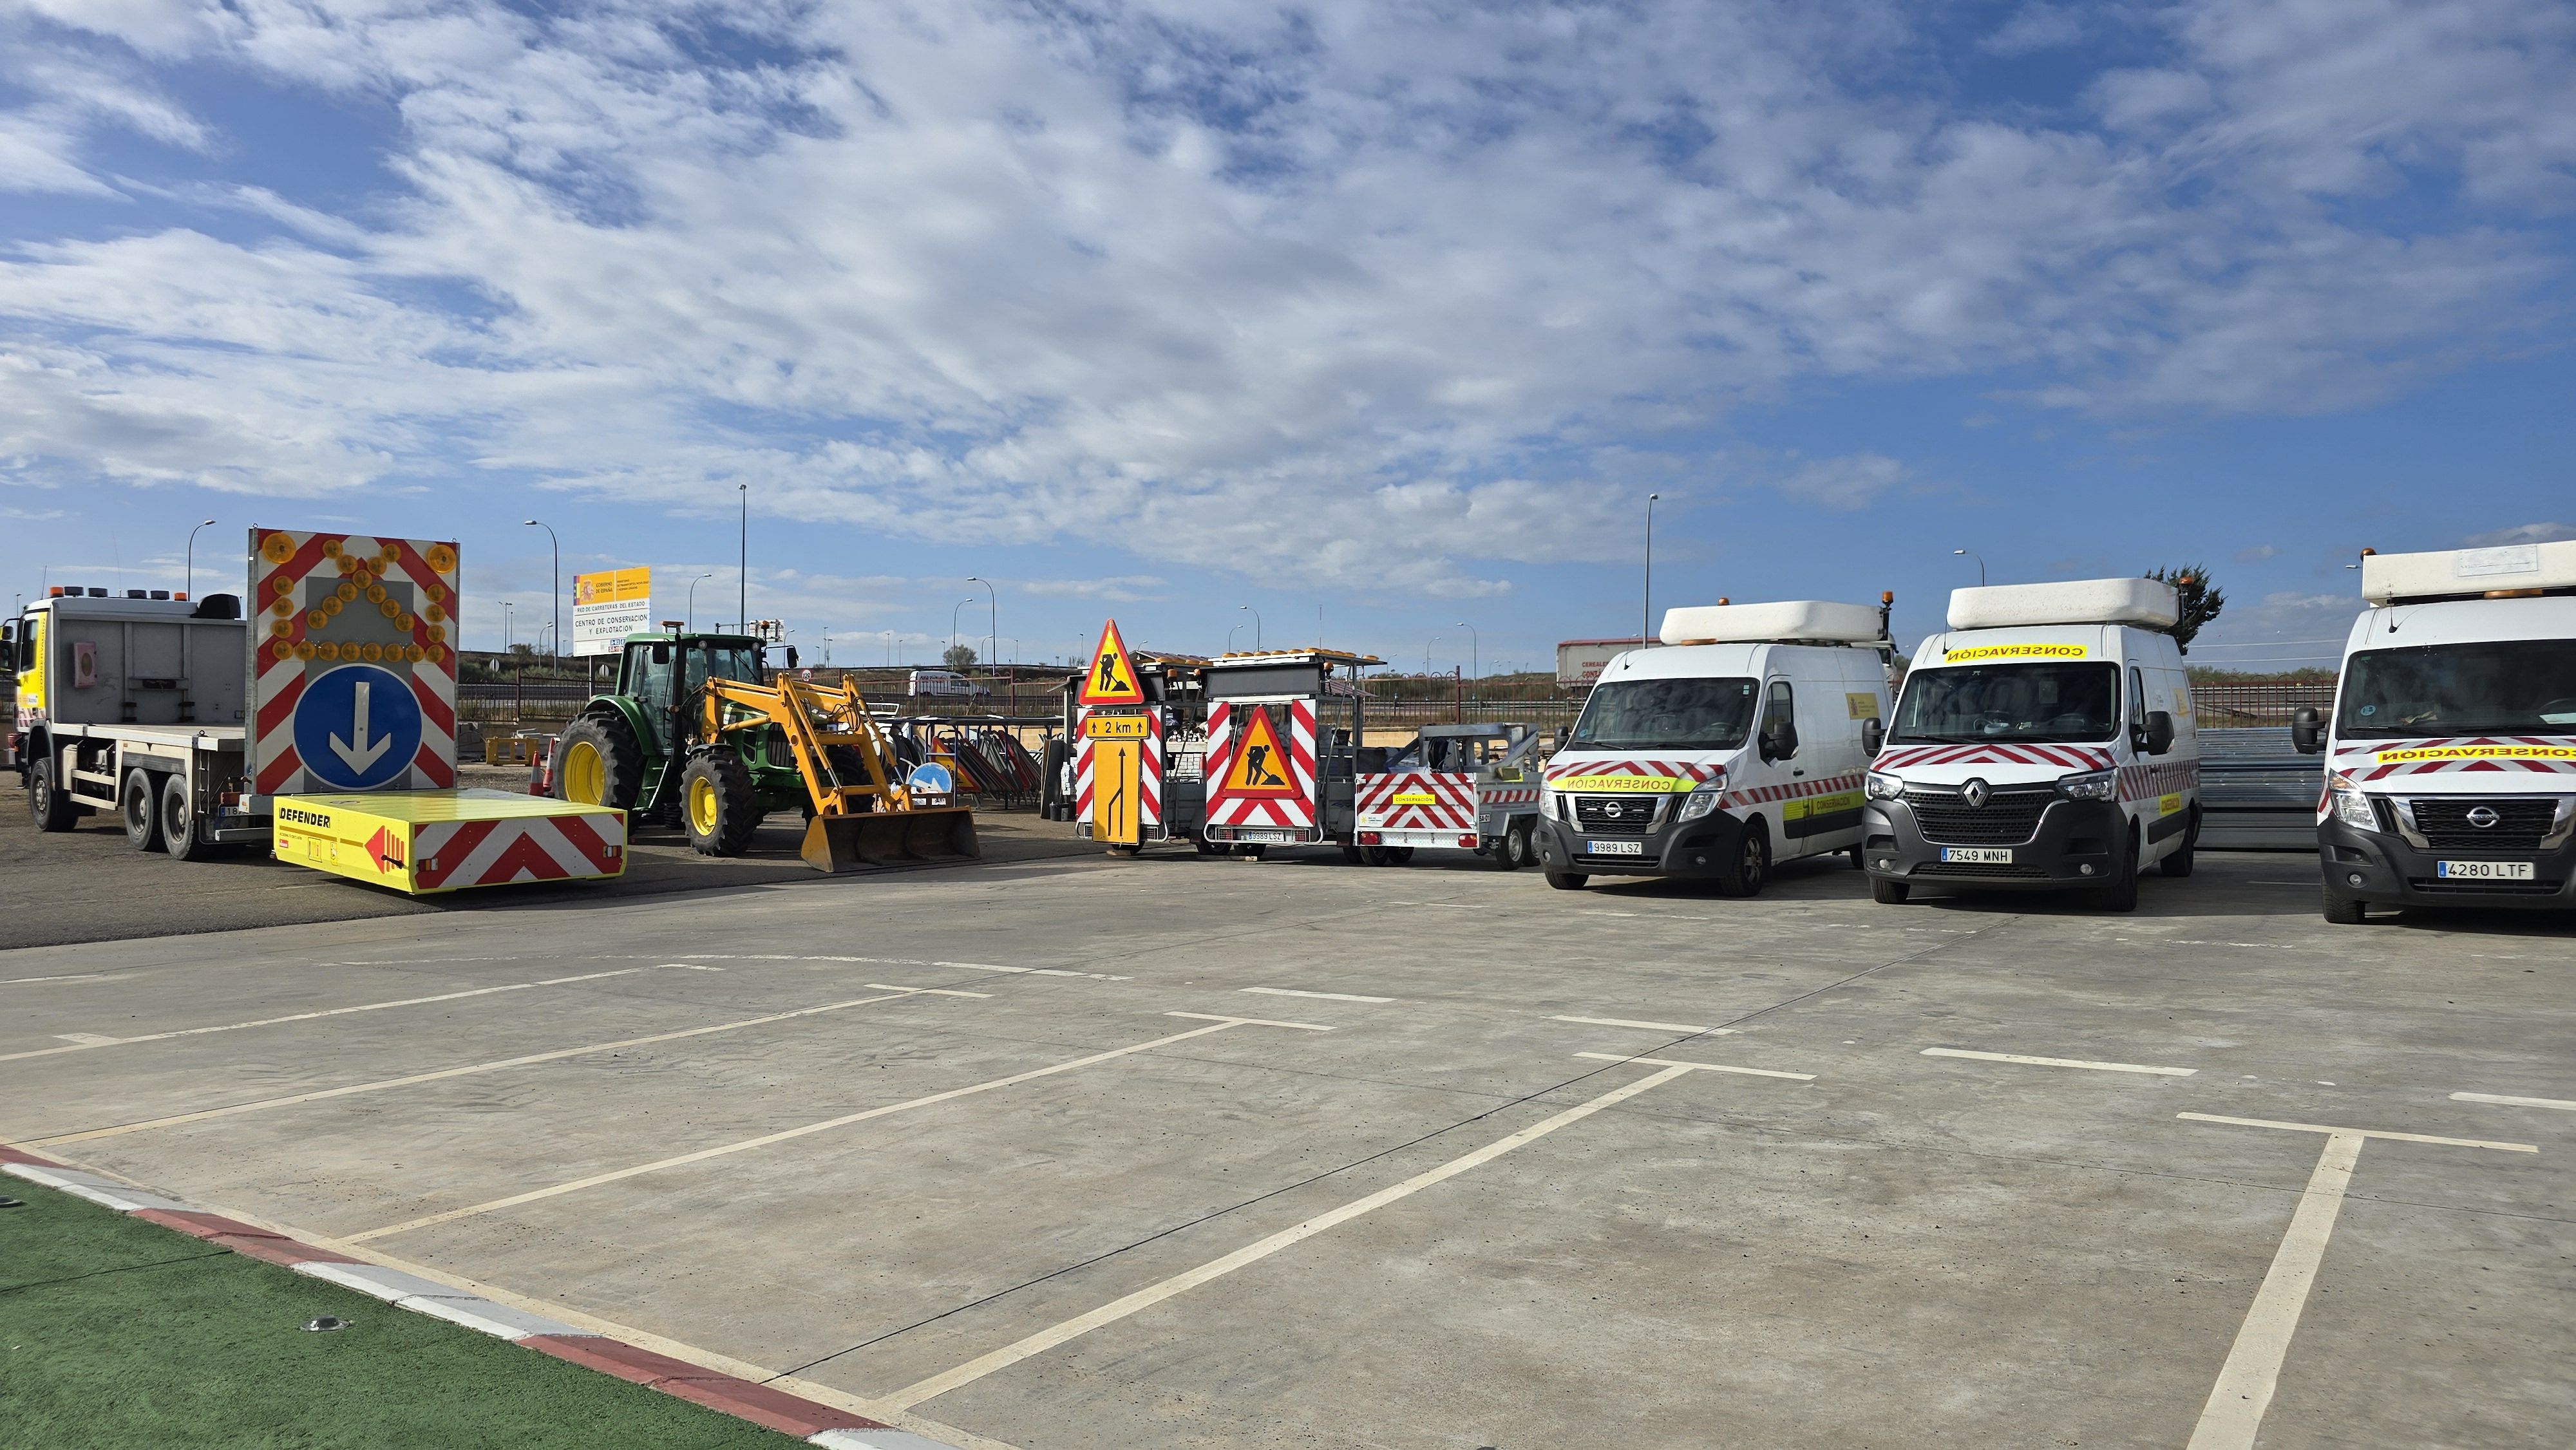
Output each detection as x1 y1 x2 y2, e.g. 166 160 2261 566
1220 707 1300 798
1080 619 1144 705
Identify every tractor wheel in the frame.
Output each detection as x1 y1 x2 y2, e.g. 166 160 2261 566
28 756 78 832
554 714 646 812
162 774 214 862
121 767 166 852
680 752 764 857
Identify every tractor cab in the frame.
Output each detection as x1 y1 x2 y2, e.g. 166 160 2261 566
613 631 770 750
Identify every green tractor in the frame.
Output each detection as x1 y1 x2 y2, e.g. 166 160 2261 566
551 629 977 869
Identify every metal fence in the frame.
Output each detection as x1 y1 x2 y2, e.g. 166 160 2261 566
2188 681 2336 726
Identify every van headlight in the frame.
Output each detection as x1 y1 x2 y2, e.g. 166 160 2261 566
1678 784 1723 822
2325 771 2379 831
1864 771 1904 801
2056 769 2119 802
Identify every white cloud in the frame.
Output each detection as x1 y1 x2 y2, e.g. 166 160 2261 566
1020 576 1168 601
2465 521 2576 546
1982 3 2087 57
0 0 2570 593
2233 543 2278 561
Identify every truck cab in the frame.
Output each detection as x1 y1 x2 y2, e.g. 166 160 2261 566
1861 578 2198 912
1531 600 1891 896
2298 543 2576 923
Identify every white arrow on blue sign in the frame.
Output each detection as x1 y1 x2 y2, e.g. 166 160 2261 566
292 664 425 791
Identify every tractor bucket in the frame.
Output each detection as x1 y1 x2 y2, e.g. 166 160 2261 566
799 808 982 873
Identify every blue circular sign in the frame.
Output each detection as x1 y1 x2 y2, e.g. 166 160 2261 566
906 762 954 796
292 664 424 791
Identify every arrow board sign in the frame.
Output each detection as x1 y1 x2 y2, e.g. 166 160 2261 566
292 664 426 791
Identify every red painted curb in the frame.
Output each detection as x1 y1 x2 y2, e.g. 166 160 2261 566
521 1335 720 1386
134 1209 290 1241
0 1144 59 1165
220 1233 364 1267
652 1374 889 1437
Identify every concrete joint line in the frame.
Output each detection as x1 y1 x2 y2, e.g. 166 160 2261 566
882 1059 1721 1411
2181 1115 2536 1450
346 1019 1305 1243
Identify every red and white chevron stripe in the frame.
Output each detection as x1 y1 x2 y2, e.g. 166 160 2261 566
412 811 624 892
251 529 459 796
1074 706 1094 823
1870 742 2115 773
1480 786 1541 806
1722 771 1864 810
2117 759 2200 802
1356 771 1477 831
1540 757 1723 786
1204 699 1318 829
2330 735 2576 783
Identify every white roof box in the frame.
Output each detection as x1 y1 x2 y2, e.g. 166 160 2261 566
2362 541 2576 605
1660 599 1881 646
1947 578 2178 631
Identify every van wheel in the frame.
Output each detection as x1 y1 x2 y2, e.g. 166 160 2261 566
161 775 213 862
29 757 78 832
1714 819 1770 898
1545 871 1587 890
1871 877 1910 905
2321 883 2369 925
2159 808 2199 878
2094 826 2140 912
121 768 167 852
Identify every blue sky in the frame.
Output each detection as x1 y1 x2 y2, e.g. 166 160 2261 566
3 0 2569 675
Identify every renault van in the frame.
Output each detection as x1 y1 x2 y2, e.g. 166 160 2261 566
1861 579 2198 912
1531 600 1891 896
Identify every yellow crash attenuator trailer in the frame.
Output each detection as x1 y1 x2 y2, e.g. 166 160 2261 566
272 789 626 894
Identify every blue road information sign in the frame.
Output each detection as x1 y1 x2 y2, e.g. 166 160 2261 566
906 762 955 796
291 664 424 791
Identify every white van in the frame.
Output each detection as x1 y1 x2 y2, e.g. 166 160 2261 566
2295 543 2576 923
1532 600 1892 896
908 668 989 699
1861 579 2199 912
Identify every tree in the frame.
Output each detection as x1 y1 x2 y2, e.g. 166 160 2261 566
942 643 978 669
2146 565 2224 654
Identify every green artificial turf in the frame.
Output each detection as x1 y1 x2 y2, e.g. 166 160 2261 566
0 1178 798 1449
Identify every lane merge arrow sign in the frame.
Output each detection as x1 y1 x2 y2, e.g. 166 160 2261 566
293 663 424 791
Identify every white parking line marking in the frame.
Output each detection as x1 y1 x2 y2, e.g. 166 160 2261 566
1164 1012 1335 1031
679 954 1132 982
1922 1047 2195 1077
864 984 991 999
23 986 965 1148
3 974 124 985
1573 1051 1815 1081
887 1058 1752 1410
346 1017 1313 1243
1553 1015 1738 1036
2451 1091 2576 1112
1239 987 1393 1004
2180 1114 2535 1450
0 967 660 1066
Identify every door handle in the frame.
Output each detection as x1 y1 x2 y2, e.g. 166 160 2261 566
1793 770 1806 777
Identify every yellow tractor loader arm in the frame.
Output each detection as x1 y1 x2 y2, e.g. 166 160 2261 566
699 676 981 872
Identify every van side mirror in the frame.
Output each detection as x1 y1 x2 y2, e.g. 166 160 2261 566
1762 719 1799 762
2290 706 2324 755
1861 717 1884 756
2144 710 2175 756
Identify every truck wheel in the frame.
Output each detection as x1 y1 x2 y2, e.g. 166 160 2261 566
28 757 78 833
1233 843 1266 860
1545 871 1587 890
2159 809 2200 878
1870 877 1910 904
2094 826 2141 912
2321 883 2369 925
121 768 167 852
680 752 764 857
1510 821 1538 868
554 714 645 811
1359 844 1390 866
1488 833 1520 871
161 774 213 862
1714 819 1770 898
1385 846 1415 865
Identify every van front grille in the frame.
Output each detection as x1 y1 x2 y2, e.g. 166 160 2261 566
1904 786 2053 846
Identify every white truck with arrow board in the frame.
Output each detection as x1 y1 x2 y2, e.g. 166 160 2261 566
2294 542 2576 923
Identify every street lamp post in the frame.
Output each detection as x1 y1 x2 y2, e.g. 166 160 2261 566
1454 621 1479 681
184 518 216 597
1953 549 1987 587
1425 634 1441 676
737 484 748 637
951 598 974 661
502 601 515 654
522 520 558 657
967 576 996 667
685 572 714 631
1240 605 1261 650
1643 493 1660 644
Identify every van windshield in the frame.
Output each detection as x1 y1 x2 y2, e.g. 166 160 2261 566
1890 663 2119 744
2336 641 2576 737
1566 678 1757 751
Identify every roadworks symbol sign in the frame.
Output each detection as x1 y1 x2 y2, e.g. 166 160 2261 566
1222 708 1300 798
1081 619 1145 706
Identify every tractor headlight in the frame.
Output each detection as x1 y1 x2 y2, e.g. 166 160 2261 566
1677 784 1723 822
2056 769 2119 802
2325 771 2380 831
1864 771 1904 801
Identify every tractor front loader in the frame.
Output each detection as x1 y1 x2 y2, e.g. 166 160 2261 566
553 630 977 872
